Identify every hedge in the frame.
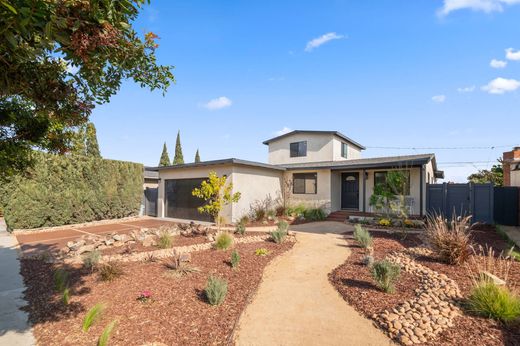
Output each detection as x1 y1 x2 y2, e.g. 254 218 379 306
2 153 143 230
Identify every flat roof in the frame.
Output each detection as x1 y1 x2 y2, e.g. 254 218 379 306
262 130 366 150
279 153 436 170
150 158 286 172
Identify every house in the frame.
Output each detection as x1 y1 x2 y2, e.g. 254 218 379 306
503 147 520 187
152 130 443 223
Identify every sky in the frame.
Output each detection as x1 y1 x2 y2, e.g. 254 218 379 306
90 0 520 182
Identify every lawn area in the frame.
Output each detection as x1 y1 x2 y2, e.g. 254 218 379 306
21 235 293 345
329 224 520 346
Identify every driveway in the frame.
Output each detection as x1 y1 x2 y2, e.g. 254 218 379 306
234 221 392 346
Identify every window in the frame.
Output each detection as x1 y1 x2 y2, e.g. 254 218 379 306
374 170 411 195
341 142 348 159
293 173 317 194
290 141 307 157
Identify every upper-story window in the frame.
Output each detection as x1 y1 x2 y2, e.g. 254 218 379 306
290 141 307 157
341 142 348 159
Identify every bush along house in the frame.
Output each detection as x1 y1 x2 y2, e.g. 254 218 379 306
150 130 444 223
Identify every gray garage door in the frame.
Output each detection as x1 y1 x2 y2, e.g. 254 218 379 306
164 178 212 222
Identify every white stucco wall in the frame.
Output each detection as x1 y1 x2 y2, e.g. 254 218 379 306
284 169 333 213
331 137 362 161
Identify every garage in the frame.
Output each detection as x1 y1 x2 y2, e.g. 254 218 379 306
164 178 212 222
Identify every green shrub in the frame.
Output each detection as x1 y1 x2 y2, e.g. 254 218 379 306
467 281 520 323
83 250 101 271
83 303 105 332
157 231 173 249
270 222 288 244
239 215 250 225
235 222 246 235
277 220 289 232
53 268 68 292
303 208 326 221
266 209 276 220
214 232 233 250
371 260 401 293
98 320 117 346
230 250 240 269
287 204 306 217
353 224 373 249
3 152 143 230
254 208 266 221
163 251 200 277
62 287 70 305
205 276 228 306
98 261 124 282
255 248 269 256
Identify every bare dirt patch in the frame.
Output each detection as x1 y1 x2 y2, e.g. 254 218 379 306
21 240 294 345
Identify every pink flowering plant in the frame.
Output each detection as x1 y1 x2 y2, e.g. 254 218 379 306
137 290 152 303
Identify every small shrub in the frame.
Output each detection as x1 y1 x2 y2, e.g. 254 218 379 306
83 250 101 271
287 204 306 217
254 208 266 221
214 232 234 250
164 251 200 277
353 224 373 249
62 287 70 305
255 248 270 256
137 290 152 303
239 215 250 225
98 320 117 346
277 220 289 232
370 260 401 293
378 218 392 227
361 255 374 266
270 222 288 244
235 222 246 235
157 231 173 249
98 261 124 282
303 208 326 221
275 205 286 216
230 250 240 269
425 214 472 265
83 303 105 332
466 281 520 323
205 276 228 306
143 253 157 263
266 209 276 220
53 268 68 292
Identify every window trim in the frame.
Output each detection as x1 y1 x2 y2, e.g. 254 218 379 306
341 142 348 159
373 170 411 196
292 172 317 194
290 141 307 158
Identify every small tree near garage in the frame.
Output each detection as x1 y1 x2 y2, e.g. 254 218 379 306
192 171 241 230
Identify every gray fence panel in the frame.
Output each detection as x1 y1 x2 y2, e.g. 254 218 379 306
472 184 494 224
446 184 470 217
144 187 158 217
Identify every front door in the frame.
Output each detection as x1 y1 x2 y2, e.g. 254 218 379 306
341 172 359 209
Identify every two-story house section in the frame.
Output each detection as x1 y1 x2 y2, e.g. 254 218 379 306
152 130 444 223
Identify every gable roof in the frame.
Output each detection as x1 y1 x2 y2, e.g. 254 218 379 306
262 130 366 150
279 153 438 171
150 158 286 172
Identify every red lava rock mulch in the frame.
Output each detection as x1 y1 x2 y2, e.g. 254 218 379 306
329 227 520 346
21 240 294 345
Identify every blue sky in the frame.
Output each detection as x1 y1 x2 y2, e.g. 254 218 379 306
90 0 520 182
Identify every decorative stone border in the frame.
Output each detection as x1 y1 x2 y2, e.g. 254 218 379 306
374 247 462 345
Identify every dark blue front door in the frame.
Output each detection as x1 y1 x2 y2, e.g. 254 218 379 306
341 172 359 209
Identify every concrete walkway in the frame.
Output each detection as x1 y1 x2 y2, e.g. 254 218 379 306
500 225 520 247
0 218 36 346
234 221 393 346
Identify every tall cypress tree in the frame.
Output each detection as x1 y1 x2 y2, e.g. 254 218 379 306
194 149 201 163
70 124 87 155
173 130 184 164
85 122 101 157
159 142 171 166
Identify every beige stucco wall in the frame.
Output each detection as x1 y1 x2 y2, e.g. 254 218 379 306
511 170 520 187
268 133 335 165
284 169 333 213
231 166 284 221
331 137 362 161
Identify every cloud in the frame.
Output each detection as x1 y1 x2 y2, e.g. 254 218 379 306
432 95 447 103
437 0 520 16
481 77 520 94
305 32 345 52
490 59 507 68
203 96 232 110
457 85 475 93
274 127 292 136
506 48 520 61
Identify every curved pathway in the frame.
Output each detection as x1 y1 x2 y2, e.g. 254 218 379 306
234 221 393 346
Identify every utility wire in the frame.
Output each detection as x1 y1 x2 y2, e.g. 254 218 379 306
366 144 518 150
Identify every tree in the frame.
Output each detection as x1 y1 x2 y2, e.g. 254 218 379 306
159 142 170 166
85 122 101 157
173 130 184 164
192 171 241 229
0 0 175 177
468 161 503 186
194 149 201 163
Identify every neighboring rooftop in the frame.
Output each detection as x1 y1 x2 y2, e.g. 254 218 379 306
150 158 286 171
262 130 366 150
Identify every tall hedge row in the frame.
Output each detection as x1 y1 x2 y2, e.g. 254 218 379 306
3 153 143 230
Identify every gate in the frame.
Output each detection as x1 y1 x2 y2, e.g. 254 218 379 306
144 187 158 217
426 183 494 224
494 187 520 226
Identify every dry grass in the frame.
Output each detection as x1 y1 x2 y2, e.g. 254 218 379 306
464 245 515 286
425 213 473 265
